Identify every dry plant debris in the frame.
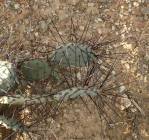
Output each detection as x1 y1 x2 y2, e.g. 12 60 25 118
0 0 149 140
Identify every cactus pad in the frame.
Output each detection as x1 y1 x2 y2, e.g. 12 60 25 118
0 61 18 94
21 59 51 81
50 43 96 67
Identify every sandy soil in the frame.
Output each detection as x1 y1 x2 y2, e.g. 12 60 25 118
0 0 149 140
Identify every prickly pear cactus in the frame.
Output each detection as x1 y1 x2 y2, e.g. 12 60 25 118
0 115 27 132
0 61 18 94
50 43 96 67
53 87 98 101
21 59 51 81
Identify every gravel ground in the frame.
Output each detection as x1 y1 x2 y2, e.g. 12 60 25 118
0 0 149 140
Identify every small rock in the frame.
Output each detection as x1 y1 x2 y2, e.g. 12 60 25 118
57 124 61 128
79 26 84 30
112 26 115 31
14 3 20 9
112 71 116 75
95 18 103 23
133 2 139 7
39 20 48 32
119 85 126 93
75 109 80 113
34 32 39 36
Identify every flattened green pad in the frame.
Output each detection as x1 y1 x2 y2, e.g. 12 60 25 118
21 59 51 81
50 43 96 67
0 61 18 94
